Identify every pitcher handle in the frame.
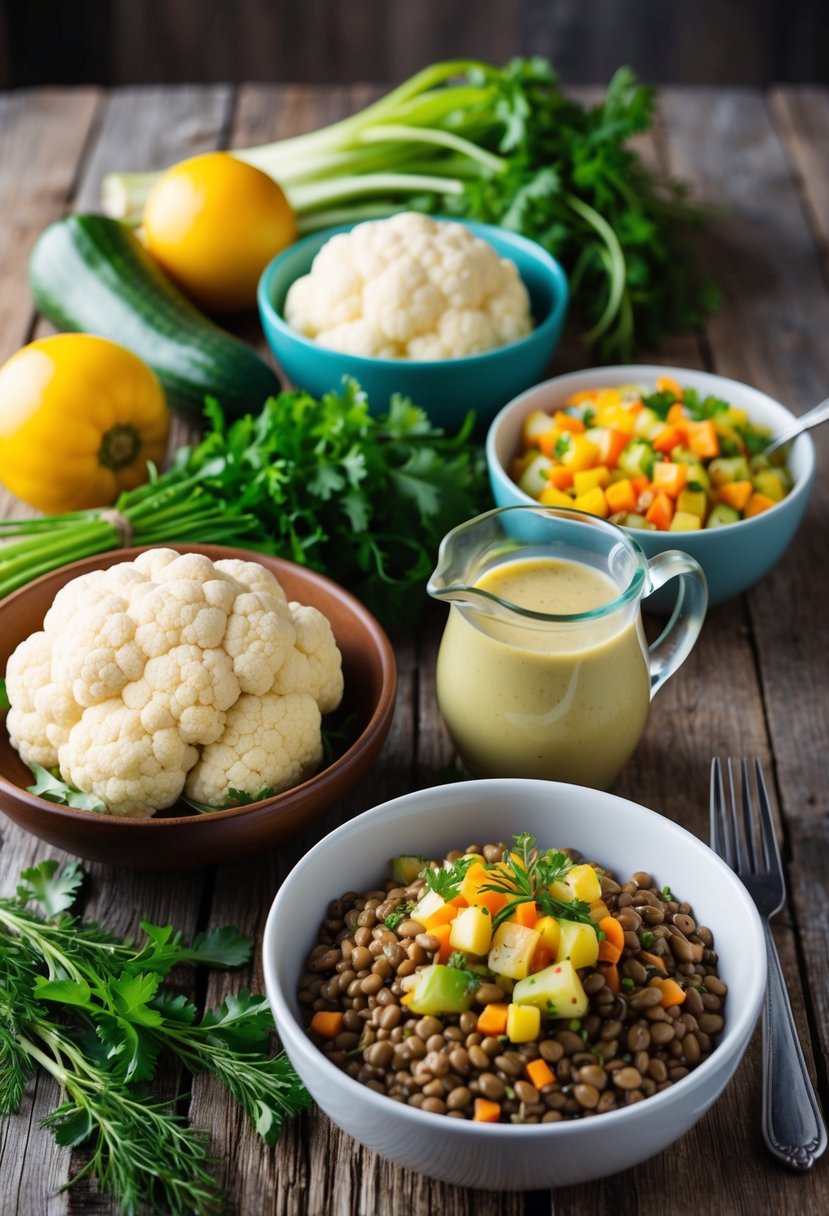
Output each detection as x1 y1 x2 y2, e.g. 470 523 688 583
645 551 708 698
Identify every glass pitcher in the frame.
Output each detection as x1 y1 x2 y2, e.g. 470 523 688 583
427 506 707 789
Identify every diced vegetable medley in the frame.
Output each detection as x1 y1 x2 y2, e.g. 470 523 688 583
300 833 726 1123
509 375 793 531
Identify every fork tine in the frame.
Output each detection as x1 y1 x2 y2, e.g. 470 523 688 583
710 757 732 863
740 757 761 874
727 757 753 875
754 757 784 881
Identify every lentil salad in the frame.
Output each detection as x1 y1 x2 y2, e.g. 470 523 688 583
298 835 727 1123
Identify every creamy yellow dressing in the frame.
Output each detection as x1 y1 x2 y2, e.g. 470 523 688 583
435 556 651 788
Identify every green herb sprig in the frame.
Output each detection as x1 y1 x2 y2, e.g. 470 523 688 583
421 855 476 901
0 860 310 1215
481 832 592 930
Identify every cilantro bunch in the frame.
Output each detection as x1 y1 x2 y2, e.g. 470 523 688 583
0 380 489 625
0 861 310 1215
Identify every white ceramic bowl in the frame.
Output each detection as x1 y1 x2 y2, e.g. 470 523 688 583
263 778 766 1190
486 365 816 608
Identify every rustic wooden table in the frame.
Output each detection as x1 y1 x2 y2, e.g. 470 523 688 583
1 82 828 1216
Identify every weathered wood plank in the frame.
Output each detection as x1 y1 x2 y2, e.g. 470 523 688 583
0 89 100 363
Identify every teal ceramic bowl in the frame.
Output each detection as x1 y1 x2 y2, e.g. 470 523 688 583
257 219 569 431
486 365 816 609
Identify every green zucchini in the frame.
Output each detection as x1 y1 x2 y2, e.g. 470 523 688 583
28 213 281 424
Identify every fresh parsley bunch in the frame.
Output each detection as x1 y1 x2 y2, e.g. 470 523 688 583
0 860 310 1215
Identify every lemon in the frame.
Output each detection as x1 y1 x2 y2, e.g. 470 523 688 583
142 151 297 314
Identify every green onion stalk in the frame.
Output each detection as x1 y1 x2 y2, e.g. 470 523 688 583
0 468 271 601
100 58 718 360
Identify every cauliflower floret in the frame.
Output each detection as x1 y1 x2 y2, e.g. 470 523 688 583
213 558 289 604
4 551 344 819
283 212 533 359
315 320 401 358
122 644 240 745
363 258 444 343
50 593 146 707
58 701 198 818
271 603 344 714
4 632 62 767
185 692 322 806
222 590 296 696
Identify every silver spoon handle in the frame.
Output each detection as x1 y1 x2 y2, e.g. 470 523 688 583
761 920 828 1169
764 396 829 456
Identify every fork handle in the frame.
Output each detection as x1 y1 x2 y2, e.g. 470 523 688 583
761 921 828 1169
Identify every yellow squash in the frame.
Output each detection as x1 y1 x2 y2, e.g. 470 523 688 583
0 333 169 513
142 151 297 314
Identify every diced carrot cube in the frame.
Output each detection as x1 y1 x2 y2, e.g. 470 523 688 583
476 1003 510 1037
744 492 776 518
548 465 575 490
631 474 651 497
687 419 720 459
599 427 631 466
530 943 556 972
430 922 454 963
309 1011 344 1039
666 402 688 425
473 1097 502 1123
640 950 668 973
650 977 686 1007
525 1058 556 1090
645 490 675 530
423 903 460 931
717 480 753 511
652 424 686 454
508 901 538 929
554 410 585 434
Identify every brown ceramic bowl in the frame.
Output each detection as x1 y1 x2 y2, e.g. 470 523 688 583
0 545 397 869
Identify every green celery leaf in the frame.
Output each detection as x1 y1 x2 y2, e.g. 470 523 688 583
109 973 164 1026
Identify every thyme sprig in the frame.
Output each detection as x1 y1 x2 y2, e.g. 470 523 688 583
481 832 592 930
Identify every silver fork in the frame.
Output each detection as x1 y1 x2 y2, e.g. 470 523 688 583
710 757 827 1169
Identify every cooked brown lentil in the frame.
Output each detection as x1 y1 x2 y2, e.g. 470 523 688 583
299 840 727 1123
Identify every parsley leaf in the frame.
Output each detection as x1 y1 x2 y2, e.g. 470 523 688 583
422 855 475 900
481 833 593 929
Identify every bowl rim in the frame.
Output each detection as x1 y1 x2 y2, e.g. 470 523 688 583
256 216 570 370
263 776 767 1139
485 362 817 536
0 544 397 831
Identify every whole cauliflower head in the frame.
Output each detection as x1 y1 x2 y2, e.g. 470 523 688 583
284 212 533 360
5 550 345 818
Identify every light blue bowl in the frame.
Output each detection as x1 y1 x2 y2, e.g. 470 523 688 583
486 365 816 609
257 218 569 431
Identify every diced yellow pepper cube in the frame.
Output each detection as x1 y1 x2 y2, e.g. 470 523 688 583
559 433 600 471
572 486 609 518
487 921 540 980
669 510 702 532
676 488 707 519
573 466 611 495
594 387 622 411
512 959 589 1017
565 864 602 902
538 484 574 508
506 1002 541 1043
555 920 600 969
534 915 561 954
449 904 493 956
